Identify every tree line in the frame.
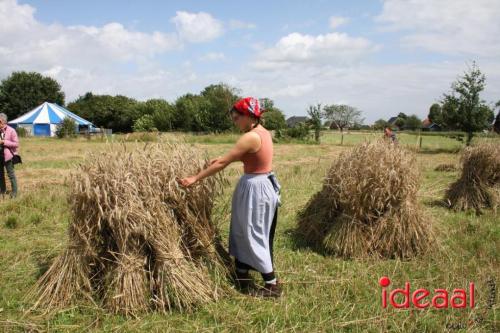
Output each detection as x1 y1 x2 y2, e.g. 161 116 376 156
372 62 499 144
0 63 498 141
0 71 287 133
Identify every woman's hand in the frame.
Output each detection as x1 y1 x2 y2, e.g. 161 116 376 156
178 175 198 187
209 158 219 166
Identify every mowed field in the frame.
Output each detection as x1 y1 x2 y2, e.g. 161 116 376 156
0 131 498 332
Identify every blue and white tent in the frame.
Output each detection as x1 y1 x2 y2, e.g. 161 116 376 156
8 102 95 137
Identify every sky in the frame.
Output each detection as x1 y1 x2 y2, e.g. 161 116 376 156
1 0 500 122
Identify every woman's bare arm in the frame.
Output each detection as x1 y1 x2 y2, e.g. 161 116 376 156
178 132 260 187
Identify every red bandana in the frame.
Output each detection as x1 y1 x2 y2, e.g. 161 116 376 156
232 97 262 118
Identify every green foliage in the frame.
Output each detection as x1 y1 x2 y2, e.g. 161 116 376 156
373 119 389 130
276 122 310 141
0 71 65 120
15 127 29 138
262 108 286 130
307 104 323 143
494 106 500 134
144 99 175 131
55 118 77 138
173 93 207 132
404 114 422 130
428 103 442 125
261 98 286 130
394 117 405 129
133 114 157 132
200 83 239 132
440 62 494 144
67 93 140 133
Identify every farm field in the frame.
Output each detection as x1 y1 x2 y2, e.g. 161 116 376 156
0 131 498 332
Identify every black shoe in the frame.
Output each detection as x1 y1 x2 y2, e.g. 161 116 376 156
235 271 256 293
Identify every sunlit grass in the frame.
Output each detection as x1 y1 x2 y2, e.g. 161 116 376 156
0 133 498 332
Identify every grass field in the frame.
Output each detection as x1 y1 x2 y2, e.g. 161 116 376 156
0 131 498 332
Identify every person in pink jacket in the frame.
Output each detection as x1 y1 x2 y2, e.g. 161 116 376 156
0 113 19 198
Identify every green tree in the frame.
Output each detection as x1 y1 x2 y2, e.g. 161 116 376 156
133 114 157 132
67 92 140 132
428 103 443 125
55 118 77 138
263 108 286 130
137 99 175 131
323 104 364 132
173 93 206 132
307 103 323 143
260 98 286 130
404 114 422 130
494 101 500 134
394 117 405 130
373 119 389 130
0 71 65 119
441 62 494 144
200 83 240 132
397 112 408 120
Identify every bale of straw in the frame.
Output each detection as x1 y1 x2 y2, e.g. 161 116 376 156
297 141 433 259
445 143 500 212
28 143 232 316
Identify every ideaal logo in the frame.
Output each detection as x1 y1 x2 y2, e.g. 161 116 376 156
379 276 475 309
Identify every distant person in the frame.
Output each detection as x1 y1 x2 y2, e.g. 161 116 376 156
178 97 282 297
384 127 397 143
0 113 19 198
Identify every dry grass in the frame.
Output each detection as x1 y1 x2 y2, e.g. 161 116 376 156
297 140 434 259
445 143 500 212
26 143 233 316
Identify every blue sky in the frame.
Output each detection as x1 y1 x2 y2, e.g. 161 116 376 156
1 0 499 122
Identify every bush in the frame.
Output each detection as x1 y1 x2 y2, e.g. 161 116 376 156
276 123 311 141
133 114 157 132
15 127 29 137
56 118 77 138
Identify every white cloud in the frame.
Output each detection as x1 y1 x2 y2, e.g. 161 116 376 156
252 32 378 70
229 19 256 30
376 0 500 56
231 61 500 122
273 83 315 98
0 0 179 74
171 11 223 43
199 52 226 62
329 16 349 29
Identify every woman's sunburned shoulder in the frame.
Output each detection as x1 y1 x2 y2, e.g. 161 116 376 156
237 130 261 154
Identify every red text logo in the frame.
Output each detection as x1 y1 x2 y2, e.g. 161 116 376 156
379 276 475 309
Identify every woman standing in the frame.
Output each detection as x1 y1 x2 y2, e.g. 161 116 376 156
0 113 19 198
178 97 281 298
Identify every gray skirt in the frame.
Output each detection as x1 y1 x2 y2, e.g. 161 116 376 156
229 173 279 273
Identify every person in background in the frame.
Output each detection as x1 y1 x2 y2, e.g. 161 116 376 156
0 113 19 198
178 97 282 298
384 127 397 143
